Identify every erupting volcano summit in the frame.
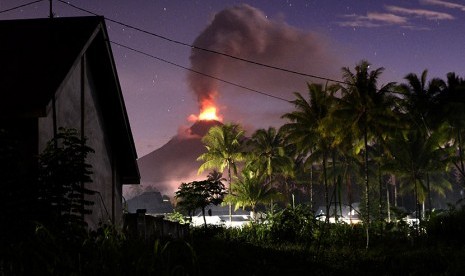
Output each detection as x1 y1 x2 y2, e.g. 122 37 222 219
136 119 223 196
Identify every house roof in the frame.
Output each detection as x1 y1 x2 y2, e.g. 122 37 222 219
0 16 140 183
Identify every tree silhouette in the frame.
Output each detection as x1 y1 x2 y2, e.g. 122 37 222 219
175 172 226 228
247 127 293 211
282 83 338 218
437 73 465 188
331 60 397 248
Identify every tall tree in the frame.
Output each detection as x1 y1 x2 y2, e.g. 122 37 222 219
396 71 459 213
437 73 465 188
384 127 452 223
396 70 442 134
197 123 246 222
226 167 282 220
247 127 294 210
331 60 397 248
282 83 338 217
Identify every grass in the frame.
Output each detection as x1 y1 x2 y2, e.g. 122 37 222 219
188 216 465 275
3 206 465 275
191 232 465 275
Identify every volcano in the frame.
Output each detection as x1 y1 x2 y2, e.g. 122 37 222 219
136 120 222 196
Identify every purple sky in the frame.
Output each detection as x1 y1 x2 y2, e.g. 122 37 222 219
2 0 464 157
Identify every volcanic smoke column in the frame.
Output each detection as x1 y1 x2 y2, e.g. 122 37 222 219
188 4 272 116
188 4 339 120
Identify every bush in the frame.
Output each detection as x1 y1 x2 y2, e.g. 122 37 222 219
267 205 316 243
426 204 465 244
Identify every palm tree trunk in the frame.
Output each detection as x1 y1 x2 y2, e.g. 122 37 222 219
422 201 425 220
337 176 342 220
251 204 256 221
414 181 420 234
269 176 274 213
363 125 370 249
364 128 370 224
427 172 432 217
323 152 329 223
202 207 207 229
457 127 465 188
310 164 314 210
227 162 232 224
386 176 391 223
378 164 382 221
363 122 370 249
332 150 338 221
346 166 353 224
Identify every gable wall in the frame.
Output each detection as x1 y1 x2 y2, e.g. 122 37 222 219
38 55 123 229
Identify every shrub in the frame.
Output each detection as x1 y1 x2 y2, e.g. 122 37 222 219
426 204 465 244
267 205 316 243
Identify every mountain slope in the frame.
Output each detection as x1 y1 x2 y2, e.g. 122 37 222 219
136 120 222 195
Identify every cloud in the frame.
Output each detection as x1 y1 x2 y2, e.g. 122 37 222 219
338 4 454 29
386 5 455 20
338 12 407 27
421 0 465 11
366 12 409 24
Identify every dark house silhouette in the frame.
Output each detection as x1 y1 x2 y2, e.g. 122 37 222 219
126 191 174 215
0 16 140 229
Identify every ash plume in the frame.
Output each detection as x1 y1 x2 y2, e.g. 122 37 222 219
188 4 342 107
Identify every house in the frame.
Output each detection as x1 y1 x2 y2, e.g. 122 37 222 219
0 16 140 229
316 203 361 224
126 191 174 215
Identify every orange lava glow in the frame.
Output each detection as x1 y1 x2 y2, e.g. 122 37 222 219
199 106 220 121
188 99 223 122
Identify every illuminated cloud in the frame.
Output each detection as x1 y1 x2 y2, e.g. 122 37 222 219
386 5 455 20
338 12 407 27
338 4 454 29
366 12 409 24
421 0 465 11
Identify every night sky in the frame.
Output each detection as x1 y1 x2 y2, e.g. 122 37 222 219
2 0 464 157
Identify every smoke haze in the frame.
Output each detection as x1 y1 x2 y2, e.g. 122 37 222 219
188 4 343 109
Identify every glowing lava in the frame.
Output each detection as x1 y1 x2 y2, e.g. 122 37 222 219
188 99 223 122
199 106 220 121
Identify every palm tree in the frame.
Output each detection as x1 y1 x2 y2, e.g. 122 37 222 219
396 70 443 134
396 71 459 214
226 167 282 220
436 73 465 188
197 123 246 222
282 83 338 218
247 127 294 211
207 170 226 186
331 60 397 248
384 127 452 224
394 70 445 219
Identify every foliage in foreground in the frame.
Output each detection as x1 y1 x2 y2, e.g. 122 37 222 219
1 223 198 276
191 204 465 275
2 204 465 275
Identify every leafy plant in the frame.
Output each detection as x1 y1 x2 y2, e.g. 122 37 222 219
166 211 190 224
266 205 316 243
37 127 96 231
